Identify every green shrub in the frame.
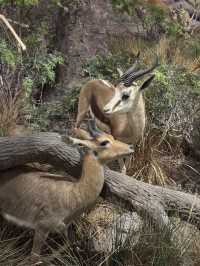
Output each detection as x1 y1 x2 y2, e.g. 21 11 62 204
165 21 184 38
0 0 39 6
111 0 139 15
25 85 80 132
64 87 80 113
83 54 133 81
25 100 66 131
145 5 166 25
145 64 200 133
31 52 64 87
0 40 18 67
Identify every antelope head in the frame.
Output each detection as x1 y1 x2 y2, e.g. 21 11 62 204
103 58 158 115
68 120 134 163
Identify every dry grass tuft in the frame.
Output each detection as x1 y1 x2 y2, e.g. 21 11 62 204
0 69 23 137
108 35 200 73
140 37 200 71
0 86 21 137
127 126 181 186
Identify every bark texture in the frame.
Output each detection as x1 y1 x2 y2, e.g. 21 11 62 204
0 133 200 231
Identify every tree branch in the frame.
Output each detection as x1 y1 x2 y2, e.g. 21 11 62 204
0 14 26 51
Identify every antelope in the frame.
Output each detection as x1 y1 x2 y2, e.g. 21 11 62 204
0 120 133 263
75 59 158 172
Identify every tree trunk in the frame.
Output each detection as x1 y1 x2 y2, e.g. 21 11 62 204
0 133 200 231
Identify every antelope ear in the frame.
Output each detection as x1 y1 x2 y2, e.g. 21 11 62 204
63 135 95 157
139 74 155 91
65 136 87 146
65 136 80 145
63 135 80 145
66 136 96 151
67 136 91 156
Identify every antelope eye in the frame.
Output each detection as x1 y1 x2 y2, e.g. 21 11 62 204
122 93 130 101
100 140 110 146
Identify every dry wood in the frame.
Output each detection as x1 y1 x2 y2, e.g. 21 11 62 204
0 133 200 231
0 14 26 51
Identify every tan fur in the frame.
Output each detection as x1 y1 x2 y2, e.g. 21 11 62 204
0 130 132 259
75 79 146 145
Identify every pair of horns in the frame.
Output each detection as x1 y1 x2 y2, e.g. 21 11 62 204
120 55 159 87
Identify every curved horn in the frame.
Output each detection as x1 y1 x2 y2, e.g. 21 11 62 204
88 119 102 137
120 51 140 81
122 57 159 87
120 61 140 81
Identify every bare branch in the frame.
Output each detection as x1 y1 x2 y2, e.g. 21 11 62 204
0 14 26 51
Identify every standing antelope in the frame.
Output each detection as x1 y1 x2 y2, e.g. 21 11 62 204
0 120 133 263
75 59 158 172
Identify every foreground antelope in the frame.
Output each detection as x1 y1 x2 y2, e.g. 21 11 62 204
75 59 158 172
0 120 133 263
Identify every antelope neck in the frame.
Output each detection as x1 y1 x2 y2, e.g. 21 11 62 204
74 152 105 205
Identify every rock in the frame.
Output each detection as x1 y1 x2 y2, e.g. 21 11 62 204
85 202 143 253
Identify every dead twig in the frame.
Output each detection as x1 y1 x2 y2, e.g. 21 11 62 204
0 14 26 51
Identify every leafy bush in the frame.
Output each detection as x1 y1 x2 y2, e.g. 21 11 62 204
64 87 80 113
145 64 200 131
111 0 139 15
25 101 66 131
165 21 184 38
0 47 64 134
83 53 134 81
0 39 64 135
0 40 18 67
0 0 39 6
15 0 39 6
25 86 80 132
27 52 64 88
145 4 166 26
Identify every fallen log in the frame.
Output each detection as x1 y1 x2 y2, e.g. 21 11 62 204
0 133 200 231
